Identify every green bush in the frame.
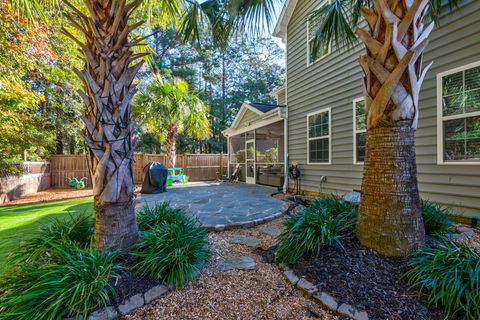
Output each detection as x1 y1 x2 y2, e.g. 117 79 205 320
275 196 356 264
0 242 121 320
137 202 190 231
131 215 208 288
404 239 480 320
10 213 93 265
420 199 453 236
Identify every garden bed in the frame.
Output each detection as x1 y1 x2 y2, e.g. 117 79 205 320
291 238 448 320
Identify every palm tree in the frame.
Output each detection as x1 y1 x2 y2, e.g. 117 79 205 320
133 75 210 168
11 0 277 250
310 0 458 256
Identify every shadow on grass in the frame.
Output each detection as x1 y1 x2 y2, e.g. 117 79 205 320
0 199 93 274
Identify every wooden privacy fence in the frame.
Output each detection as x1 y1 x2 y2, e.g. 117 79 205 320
49 153 228 188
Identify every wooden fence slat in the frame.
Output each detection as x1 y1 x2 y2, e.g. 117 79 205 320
48 153 227 187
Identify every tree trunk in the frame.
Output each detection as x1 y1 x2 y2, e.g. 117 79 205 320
165 124 177 168
355 0 432 255
357 122 424 255
64 0 144 249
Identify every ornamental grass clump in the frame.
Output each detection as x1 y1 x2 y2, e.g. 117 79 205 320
132 223 208 288
137 202 190 231
404 239 480 320
0 243 121 320
10 213 93 265
132 204 208 288
420 199 453 236
275 196 356 264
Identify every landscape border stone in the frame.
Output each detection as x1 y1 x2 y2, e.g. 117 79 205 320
280 265 369 320
81 284 170 320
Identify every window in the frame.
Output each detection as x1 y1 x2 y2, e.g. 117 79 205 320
307 1 331 65
353 98 367 164
307 108 331 164
437 61 480 164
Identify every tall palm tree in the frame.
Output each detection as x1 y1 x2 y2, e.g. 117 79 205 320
311 0 458 256
11 0 278 250
133 75 210 168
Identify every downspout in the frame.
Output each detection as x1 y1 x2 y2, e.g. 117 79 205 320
282 33 289 193
283 113 288 193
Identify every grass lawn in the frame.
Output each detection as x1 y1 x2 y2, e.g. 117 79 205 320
0 199 93 274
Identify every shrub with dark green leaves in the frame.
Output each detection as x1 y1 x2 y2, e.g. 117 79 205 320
420 199 453 236
10 213 93 265
404 239 480 320
131 220 208 288
275 196 356 264
0 242 121 320
137 202 190 231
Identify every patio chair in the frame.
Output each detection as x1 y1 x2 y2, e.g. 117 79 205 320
229 164 241 182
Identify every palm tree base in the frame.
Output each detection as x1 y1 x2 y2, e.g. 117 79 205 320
356 123 425 256
93 198 139 250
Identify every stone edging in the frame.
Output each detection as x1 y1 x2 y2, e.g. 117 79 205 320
68 284 169 320
279 264 369 320
203 201 291 232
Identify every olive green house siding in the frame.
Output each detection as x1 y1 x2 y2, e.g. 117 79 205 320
276 0 480 217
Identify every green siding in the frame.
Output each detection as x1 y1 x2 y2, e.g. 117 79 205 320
237 109 262 129
285 0 480 217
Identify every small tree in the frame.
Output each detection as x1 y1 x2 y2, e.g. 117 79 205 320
133 75 210 167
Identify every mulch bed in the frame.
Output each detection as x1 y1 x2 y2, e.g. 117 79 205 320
111 255 163 305
291 238 446 320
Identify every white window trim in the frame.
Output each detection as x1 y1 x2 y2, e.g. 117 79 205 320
306 0 332 67
353 97 366 165
436 60 480 165
307 107 332 165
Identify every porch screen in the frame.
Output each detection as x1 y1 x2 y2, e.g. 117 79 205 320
229 133 246 181
255 121 285 187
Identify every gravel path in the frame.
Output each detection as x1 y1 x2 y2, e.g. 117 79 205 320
122 218 338 320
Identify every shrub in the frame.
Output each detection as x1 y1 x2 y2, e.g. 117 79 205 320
131 217 208 288
0 242 121 320
420 199 453 236
10 213 93 265
275 196 356 264
137 202 190 231
404 239 480 320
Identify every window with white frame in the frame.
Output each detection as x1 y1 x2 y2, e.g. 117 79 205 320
438 62 480 163
307 1 331 65
307 108 331 164
353 98 367 164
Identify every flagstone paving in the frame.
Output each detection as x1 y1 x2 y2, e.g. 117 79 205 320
138 182 286 229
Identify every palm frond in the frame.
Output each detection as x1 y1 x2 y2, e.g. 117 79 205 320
309 0 460 62
227 0 281 38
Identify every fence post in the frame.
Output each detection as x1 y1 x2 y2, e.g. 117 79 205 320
220 153 224 178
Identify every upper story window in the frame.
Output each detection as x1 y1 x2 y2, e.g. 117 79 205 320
307 1 331 65
307 108 331 164
353 98 366 164
437 61 480 164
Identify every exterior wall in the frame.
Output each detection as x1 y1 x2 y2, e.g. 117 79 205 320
237 110 262 129
285 0 480 217
0 174 51 204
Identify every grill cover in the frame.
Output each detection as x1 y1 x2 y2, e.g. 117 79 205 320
140 162 168 194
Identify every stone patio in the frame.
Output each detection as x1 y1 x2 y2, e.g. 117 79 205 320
137 182 287 230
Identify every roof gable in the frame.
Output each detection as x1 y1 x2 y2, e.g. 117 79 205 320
273 0 299 42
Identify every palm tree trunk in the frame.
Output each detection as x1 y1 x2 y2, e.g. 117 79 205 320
357 122 424 255
355 0 432 255
63 0 145 249
165 124 177 168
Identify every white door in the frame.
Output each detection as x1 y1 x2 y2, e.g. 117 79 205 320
245 139 255 184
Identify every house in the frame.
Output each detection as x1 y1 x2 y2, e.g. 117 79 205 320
268 0 480 218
